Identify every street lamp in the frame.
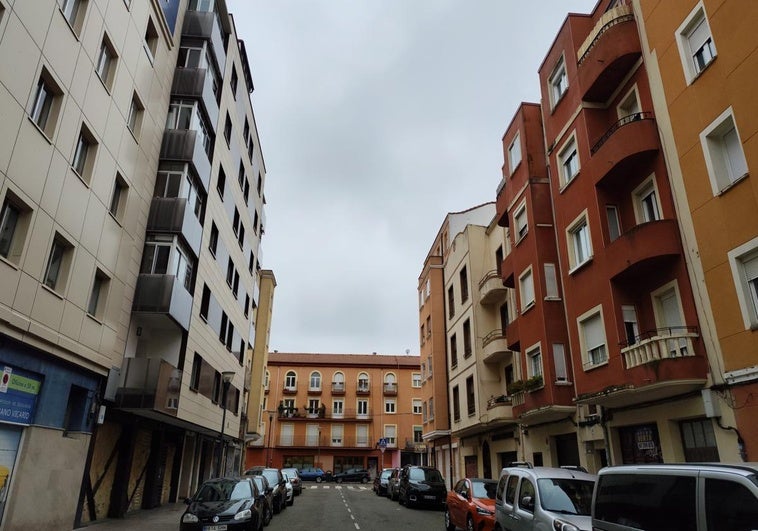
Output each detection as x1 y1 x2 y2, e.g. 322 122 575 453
217 370 235 476
266 410 274 467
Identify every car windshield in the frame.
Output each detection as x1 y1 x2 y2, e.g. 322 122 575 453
262 470 279 484
380 470 393 479
196 480 251 502
472 480 498 499
537 478 595 516
252 477 265 491
409 468 443 482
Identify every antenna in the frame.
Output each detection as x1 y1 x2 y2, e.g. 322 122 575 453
405 349 410 355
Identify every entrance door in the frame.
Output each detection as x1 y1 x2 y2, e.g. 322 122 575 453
464 455 478 478
619 424 663 463
482 441 492 479
555 433 580 467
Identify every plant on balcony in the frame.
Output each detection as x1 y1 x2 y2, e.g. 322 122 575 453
508 380 525 394
524 375 544 391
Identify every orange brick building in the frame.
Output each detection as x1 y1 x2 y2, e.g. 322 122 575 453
246 353 423 476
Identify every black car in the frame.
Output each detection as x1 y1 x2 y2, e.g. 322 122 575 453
245 467 287 514
374 467 397 496
333 468 371 483
180 477 265 531
249 475 273 526
398 466 446 509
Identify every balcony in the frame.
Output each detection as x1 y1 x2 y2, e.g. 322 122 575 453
182 10 226 72
132 274 192 331
607 220 682 282
277 407 372 421
577 2 641 103
482 329 512 364
622 327 699 369
479 270 508 305
331 382 346 395
282 385 297 395
307 386 322 396
356 384 370 396
147 197 202 257
160 129 212 192
383 383 398 396
505 321 520 353
171 67 219 131
114 358 182 416
591 113 659 188
501 253 515 288
404 439 427 453
275 434 372 448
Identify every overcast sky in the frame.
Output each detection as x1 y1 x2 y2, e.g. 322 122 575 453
228 1 597 355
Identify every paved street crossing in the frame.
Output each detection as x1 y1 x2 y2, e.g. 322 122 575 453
307 484 372 491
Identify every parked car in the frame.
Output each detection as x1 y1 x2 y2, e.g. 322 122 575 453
298 467 327 482
592 463 758 531
374 467 397 496
281 467 303 495
445 477 498 531
282 472 295 506
333 467 371 483
494 463 596 531
244 466 288 514
180 476 265 531
397 465 447 509
249 475 273 527
387 468 402 500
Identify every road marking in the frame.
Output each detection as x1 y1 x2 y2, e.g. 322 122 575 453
354 524 360 530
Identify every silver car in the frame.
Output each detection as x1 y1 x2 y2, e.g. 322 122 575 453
494 463 596 531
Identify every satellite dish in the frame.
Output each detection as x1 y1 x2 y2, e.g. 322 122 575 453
405 349 410 355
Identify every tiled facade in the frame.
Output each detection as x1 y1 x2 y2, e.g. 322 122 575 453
0 0 269 527
247 353 422 476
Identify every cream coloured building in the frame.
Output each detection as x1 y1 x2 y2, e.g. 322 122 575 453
0 0 269 528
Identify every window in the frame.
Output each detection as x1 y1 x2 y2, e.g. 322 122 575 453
199 284 210 320
357 372 369 392
144 18 158 64
58 0 86 32
190 353 202 391
224 113 232 146
606 205 621 242
459 266 468 303
508 133 522 174
87 268 109 318
634 178 661 223
553 344 568 382
700 108 749 194
357 399 368 417
0 192 30 263
30 69 62 136
243 117 249 140
466 375 475 416
230 65 238 97
623 305 639 345
285 371 296 389
705 478 758 529
514 202 528 241
226 258 234 287
568 214 592 269
544 263 559 299
422 401 428 422
617 86 641 119
244 294 250 318
558 135 579 185
109 174 128 219
309 371 321 390
72 125 96 183
447 286 455 318
527 345 542 378
580 310 607 368
677 2 717 83
209 222 218 255
44 233 73 292
385 399 396 414
452 385 460 421
412 399 422 414
332 399 343 418
463 319 472 358
96 35 117 89
127 93 143 138
383 425 397 447
548 55 568 108
450 333 458 368
519 267 535 310
280 423 294 446
218 311 228 343
257 173 263 195
412 373 421 388
728 239 758 329
216 166 226 200
331 424 343 446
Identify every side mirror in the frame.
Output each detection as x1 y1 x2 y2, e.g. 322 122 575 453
184 497 192 505
520 495 534 511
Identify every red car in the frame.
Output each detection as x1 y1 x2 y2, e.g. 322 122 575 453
445 477 498 531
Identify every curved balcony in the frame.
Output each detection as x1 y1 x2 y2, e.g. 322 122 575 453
482 329 512 364
577 5 641 103
479 270 508 305
505 321 520 353
501 253 515 288
147 197 202 257
607 220 681 282
622 327 699 369
591 113 659 188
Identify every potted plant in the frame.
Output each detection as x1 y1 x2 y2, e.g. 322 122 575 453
524 375 544 391
508 380 525 394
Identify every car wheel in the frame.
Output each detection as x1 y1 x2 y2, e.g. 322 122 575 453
316 476 322 483
444 508 455 531
281 496 287 512
273 495 281 514
398 490 405 506
264 504 272 526
466 515 474 531
361 476 369 484
287 496 294 507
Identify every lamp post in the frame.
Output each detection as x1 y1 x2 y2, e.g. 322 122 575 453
266 411 274 467
217 370 235 477
316 426 321 468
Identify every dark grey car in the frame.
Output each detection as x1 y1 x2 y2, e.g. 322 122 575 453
397 466 446 509
245 466 288 514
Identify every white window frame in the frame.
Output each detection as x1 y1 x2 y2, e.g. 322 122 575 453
616 84 641 120
383 424 397 447
700 107 749 195
548 54 568 109
508 132 522 175
633 176 662 224
544 263 559 299
513 200 528 242
356 424 369 447
280 423 294 446
519 266 535 312
87 268 109 319
606 205 621 242
676 1 717 85
412 399 422 414
728 236 758 330
332 399 344 418
309 371 321 391
356 399 368 418
284 371 296 390
384 399 396 414
96 35 117 89
578 306 608 370
567 210 592 271
412 373 421 388
525 343 543 379
330 424 343 447
557 133 580 187
43 232 74 293
553 343 568 382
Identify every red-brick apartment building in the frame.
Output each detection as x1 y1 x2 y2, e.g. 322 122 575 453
496 0 742 469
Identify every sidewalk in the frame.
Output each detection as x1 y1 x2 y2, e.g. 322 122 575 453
77 504 185 531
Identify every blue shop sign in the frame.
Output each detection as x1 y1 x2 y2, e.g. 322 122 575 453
0 366 41 426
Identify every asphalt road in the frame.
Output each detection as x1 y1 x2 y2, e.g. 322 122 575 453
268 483 445 531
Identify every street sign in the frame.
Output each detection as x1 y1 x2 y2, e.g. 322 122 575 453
378 437 388 448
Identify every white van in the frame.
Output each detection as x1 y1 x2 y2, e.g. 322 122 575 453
592 463 758 531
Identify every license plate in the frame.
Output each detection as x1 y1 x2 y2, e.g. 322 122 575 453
424 495 436 500
203 526 227 531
